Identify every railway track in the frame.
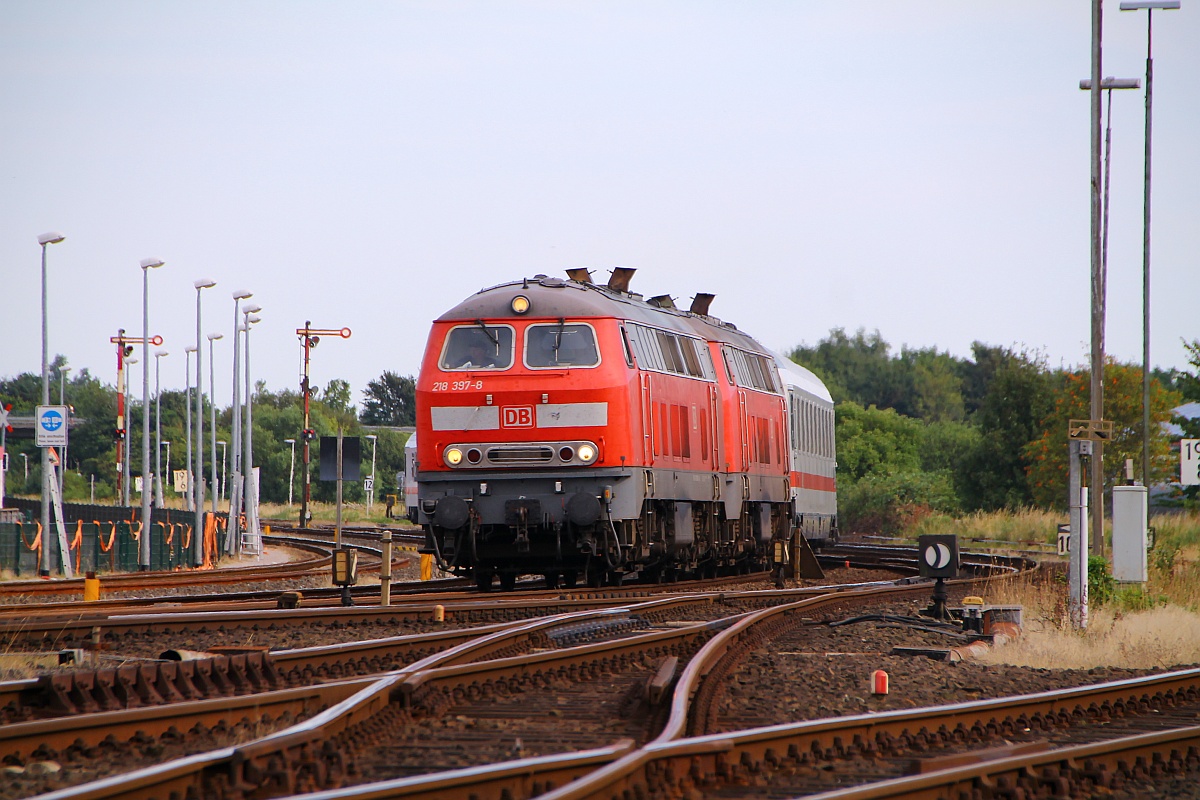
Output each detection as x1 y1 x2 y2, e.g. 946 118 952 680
2 543 1088 800
0 554 1031 800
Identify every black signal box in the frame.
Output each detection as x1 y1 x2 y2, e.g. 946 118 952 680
319 436 361 481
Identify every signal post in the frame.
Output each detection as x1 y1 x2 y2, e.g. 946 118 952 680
296 322 351 528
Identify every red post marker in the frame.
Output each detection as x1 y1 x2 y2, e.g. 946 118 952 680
845 560 851 569
872 669 889 696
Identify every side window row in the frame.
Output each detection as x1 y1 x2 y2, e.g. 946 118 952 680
624 323 716 380
722 346 780 394
789 394 834 458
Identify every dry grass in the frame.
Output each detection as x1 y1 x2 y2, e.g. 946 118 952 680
976 604 1200 670
908 508 1067 546
969 566 1200 671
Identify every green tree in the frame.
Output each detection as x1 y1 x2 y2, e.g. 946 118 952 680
1024 360 1182 508
361 372 416 427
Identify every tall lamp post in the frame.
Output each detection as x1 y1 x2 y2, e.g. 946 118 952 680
242 307 263 553
139 257 165 571
366 434 377 513
207 332 223 516
227 290 252 554
183 346 197 511
284 438 296 506
58 366 70 498
154 350 169 508
1121 0 1181 486
162 440 171 497
217 440 227 504
37 231 65 577
193 279 216 567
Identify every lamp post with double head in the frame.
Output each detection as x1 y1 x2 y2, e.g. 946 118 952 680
227 290 252 554
1121 0 1181 486
139 257 165 571
154 350 168 508
242 307 262 546
37 232 65 577
193 279 216 567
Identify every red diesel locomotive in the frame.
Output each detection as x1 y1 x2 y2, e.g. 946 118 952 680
415 268 836 590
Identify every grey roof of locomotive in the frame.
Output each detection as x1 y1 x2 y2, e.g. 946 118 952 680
436 274 771 355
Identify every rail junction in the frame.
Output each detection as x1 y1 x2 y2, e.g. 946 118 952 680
1 534 1198 800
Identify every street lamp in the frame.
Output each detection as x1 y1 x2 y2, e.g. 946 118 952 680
37 231 64 577
139 256 165 571
217 440 227 504
207 332 223 516
154 350 169 508
193 278 216 567
161 440 171 497
58 365 71 499
284 438 296 506
227 289 252 554
366 434 377 512
1121 0 1181 486
242 307 262 552
183 345 197 511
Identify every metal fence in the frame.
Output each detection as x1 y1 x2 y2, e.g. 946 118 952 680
0 499 228 575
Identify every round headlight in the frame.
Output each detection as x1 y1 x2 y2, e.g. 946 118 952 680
467 448 482 464
444 447 463 466
511 295 531 314
559 446 575 462
577 443 597 463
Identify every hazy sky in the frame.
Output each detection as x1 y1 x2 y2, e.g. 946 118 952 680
2 2 1197 410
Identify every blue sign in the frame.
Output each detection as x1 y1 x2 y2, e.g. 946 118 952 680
35 405 69 447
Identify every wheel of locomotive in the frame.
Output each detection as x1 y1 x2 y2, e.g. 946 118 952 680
543 571 560 590
475 569 495 592
499 572 517 592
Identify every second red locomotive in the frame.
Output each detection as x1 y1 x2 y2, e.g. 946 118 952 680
415 268 836 590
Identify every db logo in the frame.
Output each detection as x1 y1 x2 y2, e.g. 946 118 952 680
501 406 534 428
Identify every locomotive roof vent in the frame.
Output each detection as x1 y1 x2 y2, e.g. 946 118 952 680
539 276 567 288
607 266 636 293
648 294 677 310
565 267 593 284
689 293 715 316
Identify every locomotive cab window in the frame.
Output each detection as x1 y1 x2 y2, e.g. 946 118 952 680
524 322 600 368
439 324 515 371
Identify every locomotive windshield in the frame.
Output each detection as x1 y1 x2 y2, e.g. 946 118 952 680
524 322 600 368
439 324 515 370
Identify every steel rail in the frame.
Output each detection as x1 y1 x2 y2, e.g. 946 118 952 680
20 598 726 799
789 723 1200 800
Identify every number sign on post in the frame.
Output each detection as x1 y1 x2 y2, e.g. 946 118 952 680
1183 439 1200 487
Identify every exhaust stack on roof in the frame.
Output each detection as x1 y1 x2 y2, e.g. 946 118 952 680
565 268 593 284
648 295 676 309
607 267 636 293
689 293 715 315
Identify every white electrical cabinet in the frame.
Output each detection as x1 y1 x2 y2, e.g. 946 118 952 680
1112 485 1148 583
